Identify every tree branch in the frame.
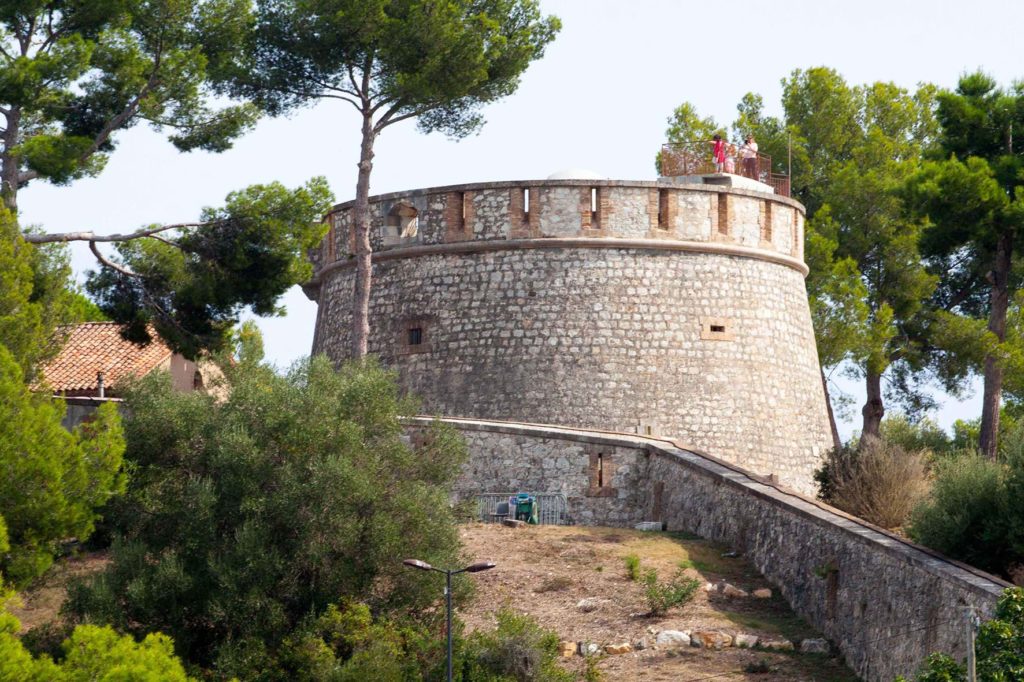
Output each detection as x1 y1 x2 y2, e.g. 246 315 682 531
89 240 143 278
23 221 210 244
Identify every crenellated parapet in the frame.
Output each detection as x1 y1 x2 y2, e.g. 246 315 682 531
305 180 806 296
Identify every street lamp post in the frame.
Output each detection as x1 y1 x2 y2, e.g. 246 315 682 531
403 558 496 682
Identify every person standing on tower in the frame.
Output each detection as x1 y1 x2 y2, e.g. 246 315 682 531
741 135 758 179
711 133 725 172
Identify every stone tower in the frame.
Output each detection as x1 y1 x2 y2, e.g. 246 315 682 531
305 175 832 493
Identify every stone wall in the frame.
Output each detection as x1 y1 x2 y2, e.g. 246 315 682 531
412 417 1008 682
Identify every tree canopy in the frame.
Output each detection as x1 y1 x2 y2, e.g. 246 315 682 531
905 72 1024 456
207 0 560 357
0 0 258 210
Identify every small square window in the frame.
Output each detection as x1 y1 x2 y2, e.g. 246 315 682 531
408 327 423 345
700 317 734 341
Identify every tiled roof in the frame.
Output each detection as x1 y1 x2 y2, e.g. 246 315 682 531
37 322 173 394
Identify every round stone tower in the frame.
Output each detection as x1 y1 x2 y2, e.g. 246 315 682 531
305 177 832 493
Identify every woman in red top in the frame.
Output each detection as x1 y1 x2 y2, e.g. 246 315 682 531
711 134 725 172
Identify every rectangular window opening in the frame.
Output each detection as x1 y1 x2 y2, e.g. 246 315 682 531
408 327 423 346
523 187 530 216
644 425 653 436
710 324 726 333
590 187 598 213
461 192 469 229
597 453 604 488
657 189 669 229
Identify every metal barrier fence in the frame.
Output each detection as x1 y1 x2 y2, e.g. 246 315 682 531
476 493 571 526
659 142 791 197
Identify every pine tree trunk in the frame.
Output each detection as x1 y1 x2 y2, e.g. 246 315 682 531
861 368 884 441
821 368 842 451
1 108 20 212
979 231 1012 459
350 112 375 359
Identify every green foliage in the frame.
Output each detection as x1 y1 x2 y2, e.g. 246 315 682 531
0 0 258 206
878 414 953 456
902 72 1024 453
909 451 1009 575
67 356 469 678
0 344 125 587
903 588 1024 681
462 607 573 682
211 0 560 138
624 554 641 582
642 568 700 617
85 178 333 357
0 599 193 682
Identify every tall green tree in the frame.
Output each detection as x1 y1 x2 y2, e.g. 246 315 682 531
68 357 469 678
0 214 126 587
0 0 258 211
207 0 560 357
722 69 938 441
905 72 1024 457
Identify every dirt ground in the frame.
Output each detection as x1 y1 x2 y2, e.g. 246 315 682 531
7 550 110 633
458 522 858 681
9 527 857 681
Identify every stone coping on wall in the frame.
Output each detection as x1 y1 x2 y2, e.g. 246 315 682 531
325 178 807 215
305 237 810 293
405 414 1009 597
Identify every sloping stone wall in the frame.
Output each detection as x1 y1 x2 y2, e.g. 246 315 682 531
410 417 1008 682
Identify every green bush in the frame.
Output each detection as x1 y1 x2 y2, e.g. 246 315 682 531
899 587 1024 681
66 356 469 679
624 554 641 581
642 568 700 616
462 607 573 682
908 452 1009 575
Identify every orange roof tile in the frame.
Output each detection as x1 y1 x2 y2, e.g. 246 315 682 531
37 323 173 394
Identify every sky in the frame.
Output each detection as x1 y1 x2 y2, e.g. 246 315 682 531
17 0 1024 440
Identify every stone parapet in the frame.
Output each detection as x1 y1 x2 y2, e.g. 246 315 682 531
307 180 805 283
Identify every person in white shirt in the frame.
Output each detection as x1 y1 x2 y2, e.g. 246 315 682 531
741 135 758 179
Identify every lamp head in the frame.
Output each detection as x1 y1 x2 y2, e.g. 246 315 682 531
403 559 434 571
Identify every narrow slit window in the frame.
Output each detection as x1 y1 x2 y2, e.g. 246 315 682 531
657 189 669 229
461 192 469 228
590 187 598 213
644 425 653 436
408 327 423 346
523 188 530 215
597 453 604 488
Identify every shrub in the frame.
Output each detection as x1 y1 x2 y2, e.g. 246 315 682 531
642 568 700 616
462 607 573 682
815 437 929 529
66 356 469 678
908 452 1009 575
624 554 641 581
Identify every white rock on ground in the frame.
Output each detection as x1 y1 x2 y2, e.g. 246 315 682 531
734 633 759 648
655 630 691 647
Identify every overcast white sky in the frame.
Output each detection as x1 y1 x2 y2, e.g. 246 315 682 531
18 0 1024 440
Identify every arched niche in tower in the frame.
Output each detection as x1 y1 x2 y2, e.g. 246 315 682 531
383 200 419 246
